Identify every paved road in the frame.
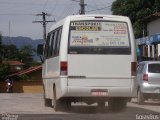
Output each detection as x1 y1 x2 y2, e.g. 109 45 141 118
0 93 159 120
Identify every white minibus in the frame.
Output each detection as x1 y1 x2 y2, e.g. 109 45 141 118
39 14 137 112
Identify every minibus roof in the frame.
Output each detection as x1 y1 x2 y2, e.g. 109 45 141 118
49 14 130 32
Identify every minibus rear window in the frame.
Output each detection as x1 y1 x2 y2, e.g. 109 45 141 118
68 21 131 54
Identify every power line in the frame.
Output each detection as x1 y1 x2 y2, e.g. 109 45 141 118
0 1 46 6
41 0 49 12
57 2 74 20
0 13 35 16
50 0 58 14
32 12 55 41
86 5 112 13
93 0 98 12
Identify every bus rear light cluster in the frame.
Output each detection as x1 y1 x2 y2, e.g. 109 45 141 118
131 62 137 76
60 61 68 75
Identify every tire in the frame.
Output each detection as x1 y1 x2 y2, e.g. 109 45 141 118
98 101 105 108
53 87 62 111
53 88 71 111
137 89 144 105
108 97 127 112
43 83 52 107
53 98 63 111
62 99 71 111
44 98 52 107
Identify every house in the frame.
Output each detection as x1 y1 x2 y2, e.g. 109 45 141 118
2 60 25 73
0 65 42 93
0 61 43 93
10 65 42 81
136 12 160 61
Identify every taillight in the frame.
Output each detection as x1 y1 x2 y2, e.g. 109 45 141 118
60 61 68 75
131 62 137 76
143 74 148 81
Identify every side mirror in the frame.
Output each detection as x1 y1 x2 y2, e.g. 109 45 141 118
37 44 43 55
37 44 44 63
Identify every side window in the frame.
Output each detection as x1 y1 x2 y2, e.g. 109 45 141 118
54 30 60 56
52 31 58 56
49 33 55 57
56 28 62 55
52 27 62 57
45 34 51 58
45 26 63 58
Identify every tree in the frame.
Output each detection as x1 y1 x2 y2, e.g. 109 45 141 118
0 33 10 81
1 44 36 67
0 33 2 63
19 45 35 66
111 0 160 38
0 64 10 81
2 44 19 61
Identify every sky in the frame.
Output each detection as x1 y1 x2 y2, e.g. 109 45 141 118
0 0 115 40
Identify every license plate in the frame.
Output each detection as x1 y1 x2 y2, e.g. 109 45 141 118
91 89 108 96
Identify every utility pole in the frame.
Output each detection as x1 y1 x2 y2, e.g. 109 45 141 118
79 0 85 14
72 0 86 15
0 32 2 63
33 12 55 41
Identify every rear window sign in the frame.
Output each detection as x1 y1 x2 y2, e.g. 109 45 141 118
70 21 129 47
71 35 94 45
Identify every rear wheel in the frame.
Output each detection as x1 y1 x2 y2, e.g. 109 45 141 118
137 89 144 105
43 88 52 107
44 98 52 107
108 97 127 112
98 101 105 108
43 83 52 107
53 87 71 111
62 99 71 111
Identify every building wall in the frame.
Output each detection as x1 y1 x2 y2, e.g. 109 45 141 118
158 44 160 57
27 70 42 81
147 19 160 36
147 19 160 57
0 81 43 93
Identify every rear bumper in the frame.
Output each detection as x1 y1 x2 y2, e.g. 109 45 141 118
65 77 137 98
141 82 160 94
65 86 135 97
143 93 160 99
56 77 137 99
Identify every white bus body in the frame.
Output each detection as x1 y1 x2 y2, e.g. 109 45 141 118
42 14 137 111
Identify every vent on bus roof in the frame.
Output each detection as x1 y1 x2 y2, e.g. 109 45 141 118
95 16 103 19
